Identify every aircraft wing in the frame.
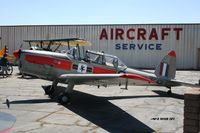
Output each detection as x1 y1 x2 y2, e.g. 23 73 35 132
24 38 91 46
59 73 199 88
59 73 155 85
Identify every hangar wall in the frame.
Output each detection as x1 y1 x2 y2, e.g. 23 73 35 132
0 24 199 69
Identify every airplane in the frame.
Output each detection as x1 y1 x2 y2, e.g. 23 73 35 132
13 38 199 104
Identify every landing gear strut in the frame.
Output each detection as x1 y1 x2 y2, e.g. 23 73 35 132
44 80 75 104
44 80 58 97
58 81 74 104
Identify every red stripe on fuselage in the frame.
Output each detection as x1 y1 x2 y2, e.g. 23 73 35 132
93 67 116 74
25 54 72 70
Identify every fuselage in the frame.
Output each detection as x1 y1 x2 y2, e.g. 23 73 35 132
18 50 157 86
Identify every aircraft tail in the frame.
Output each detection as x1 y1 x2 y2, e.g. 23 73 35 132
155 50 176 79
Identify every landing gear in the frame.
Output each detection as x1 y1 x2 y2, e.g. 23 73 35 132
58 93 70 104
44 80 75 104
44 80 58 97
167 87 172 95
58 81 74 104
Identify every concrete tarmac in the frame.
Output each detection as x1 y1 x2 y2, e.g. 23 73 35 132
0 67 199 133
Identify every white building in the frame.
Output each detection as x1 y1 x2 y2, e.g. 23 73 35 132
0 24 199 69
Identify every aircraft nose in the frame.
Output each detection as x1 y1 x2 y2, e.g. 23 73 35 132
13 49 21 58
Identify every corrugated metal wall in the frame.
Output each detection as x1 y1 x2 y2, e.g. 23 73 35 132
0 24 199 69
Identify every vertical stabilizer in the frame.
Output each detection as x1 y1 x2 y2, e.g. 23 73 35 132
155 51 176 79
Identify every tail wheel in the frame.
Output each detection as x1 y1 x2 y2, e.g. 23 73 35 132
7 65 13 75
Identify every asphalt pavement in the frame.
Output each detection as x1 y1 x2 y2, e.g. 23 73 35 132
0 67 199 133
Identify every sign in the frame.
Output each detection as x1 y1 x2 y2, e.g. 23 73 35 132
99 27 183 51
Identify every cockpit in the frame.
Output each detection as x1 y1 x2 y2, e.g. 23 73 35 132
82 50 127 69
24 38 127 70
67 47 79 60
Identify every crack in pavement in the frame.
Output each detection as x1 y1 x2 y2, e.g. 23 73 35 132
36 107 64 122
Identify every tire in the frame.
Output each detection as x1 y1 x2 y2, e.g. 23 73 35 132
7 65 13 75
58 93 70 104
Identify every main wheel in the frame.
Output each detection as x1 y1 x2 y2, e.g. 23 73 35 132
58 93 70 104
7 65 13 75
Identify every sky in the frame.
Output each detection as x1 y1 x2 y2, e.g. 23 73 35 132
0 0 200 25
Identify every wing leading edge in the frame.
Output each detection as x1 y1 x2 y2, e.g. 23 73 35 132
59 73 155 85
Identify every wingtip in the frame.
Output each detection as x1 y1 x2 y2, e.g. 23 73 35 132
168 50 176 58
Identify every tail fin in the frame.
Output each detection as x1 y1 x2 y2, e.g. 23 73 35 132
155 50 176 79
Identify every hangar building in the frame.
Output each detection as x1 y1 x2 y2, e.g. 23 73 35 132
0 24 199 69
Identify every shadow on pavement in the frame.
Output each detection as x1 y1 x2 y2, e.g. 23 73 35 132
6 99 53 104
152 90 184 100
7 85 155 133
4 84 185 132
65 90 154 133
17 75 38 80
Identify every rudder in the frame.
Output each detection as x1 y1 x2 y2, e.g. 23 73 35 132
155 50 176 79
